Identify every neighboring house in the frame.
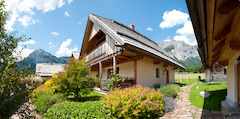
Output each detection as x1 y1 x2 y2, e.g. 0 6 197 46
79 14 185 89
203 62 227 82
71 51 80 60
35 63 65 77
186 0 239 107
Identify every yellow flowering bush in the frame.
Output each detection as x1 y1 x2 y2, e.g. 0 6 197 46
102 85 164 118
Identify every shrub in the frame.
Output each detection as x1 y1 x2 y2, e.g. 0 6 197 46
107 71 125 90
160 84 180 98
102 85 164 118
163 96 176 112
89 77 100 88
52 59 91 100
32 91 65 114
44 101 113 119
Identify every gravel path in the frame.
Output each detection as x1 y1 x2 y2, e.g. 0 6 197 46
160 83 224 119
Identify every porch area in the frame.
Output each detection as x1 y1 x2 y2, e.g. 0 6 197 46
89 50 143 90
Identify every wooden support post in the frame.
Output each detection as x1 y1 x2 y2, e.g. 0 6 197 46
134 60 137 85
113 56 117 88
99 61 102 89
187 73 189 82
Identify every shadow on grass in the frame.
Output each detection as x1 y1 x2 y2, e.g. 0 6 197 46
200 89 227 118
67 92 103 102
202 89 227 111
174 82 187 87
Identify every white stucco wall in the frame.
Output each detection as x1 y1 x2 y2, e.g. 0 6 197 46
226 51 240 106
90 71 98 78
205 69 212 82
137 57 175 87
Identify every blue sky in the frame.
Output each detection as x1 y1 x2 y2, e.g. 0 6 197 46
5 0 196 58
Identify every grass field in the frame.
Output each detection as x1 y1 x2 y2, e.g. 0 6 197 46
190 81 227 110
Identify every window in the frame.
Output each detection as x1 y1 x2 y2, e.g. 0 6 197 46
156 68 160 78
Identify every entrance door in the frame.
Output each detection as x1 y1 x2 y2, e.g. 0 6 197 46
166 70 169 84
238 65 240 105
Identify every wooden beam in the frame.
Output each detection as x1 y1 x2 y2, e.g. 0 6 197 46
212 50 221 59
229 41 240 50
219 61 228 66
164 64 168 67
134 60 137 85
217 0 240 15
154 61 161 64
212 39 226 52
173 67 178 70
117 55 143 64
214 23 231 41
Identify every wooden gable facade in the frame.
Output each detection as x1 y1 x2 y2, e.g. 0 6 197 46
80 14 185 89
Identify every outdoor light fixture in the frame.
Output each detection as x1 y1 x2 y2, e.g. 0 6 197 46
237 56 240 66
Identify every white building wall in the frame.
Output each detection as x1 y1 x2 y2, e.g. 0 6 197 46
226 52 240 106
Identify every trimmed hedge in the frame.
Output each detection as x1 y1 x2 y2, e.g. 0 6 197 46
160 84 180 98
44 101 113 119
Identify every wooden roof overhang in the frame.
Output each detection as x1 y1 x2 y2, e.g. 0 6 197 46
186 0 240 69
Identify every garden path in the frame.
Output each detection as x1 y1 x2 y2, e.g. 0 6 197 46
160 83 224 119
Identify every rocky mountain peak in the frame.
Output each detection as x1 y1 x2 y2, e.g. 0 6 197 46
157 40 201 68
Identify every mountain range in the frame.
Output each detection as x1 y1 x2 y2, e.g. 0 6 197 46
157 40 201 68
17 49 69 71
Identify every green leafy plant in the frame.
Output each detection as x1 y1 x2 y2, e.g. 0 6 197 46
44 101 114 119
52 58 91 100
32 91 65 114
102 85 164 118
159 84 180 98
0 1 33 118
107 71 125 90
89 77 100 88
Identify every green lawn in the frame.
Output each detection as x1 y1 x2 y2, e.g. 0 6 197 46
190 81 227 110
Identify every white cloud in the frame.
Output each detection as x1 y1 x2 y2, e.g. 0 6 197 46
78 18 86 25
5 0 69 31
51 32 59 36
146 27 153 31
48 42 56 49
67 0 73 4
173 21 196 45
19 39 36 45
56 39 78 57
14 46 34 60
164 39 171 42
159 9 197 45
18 15 40 27
64 11 70 17
159 9 189 29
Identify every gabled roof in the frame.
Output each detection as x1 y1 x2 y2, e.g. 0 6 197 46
83 14 185 69
35 63 65 76
72 51 80 60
